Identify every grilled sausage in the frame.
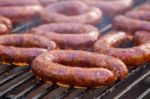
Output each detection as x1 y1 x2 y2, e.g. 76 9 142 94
0 16 12 35
94 31 150 67
82 0 133 16
0 5 43 23
31 23 99 49
0 0 40 6
41 1 102 25
38 0 57 6
31 50 128 88
137 4 150 11
126 10 150 21
113 15 150 34
0 34 56 65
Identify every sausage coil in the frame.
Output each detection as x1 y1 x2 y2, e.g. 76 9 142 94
113 15 150 34
0 34 56 65
82 0 133 16
31 50 128 88
31 23 99 49
41 1 102 25
94 31 150 67
0 5 43 23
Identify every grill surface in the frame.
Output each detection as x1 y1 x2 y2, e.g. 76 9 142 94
0 0 150 99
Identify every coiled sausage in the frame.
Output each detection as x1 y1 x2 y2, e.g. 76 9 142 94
94 31 150 67
0 5 43 23
113 15 150 34
126 10 150 21
31 50 128 88
81 0 133 16
41 1 102 25
31 23 99 49
0 34 56 65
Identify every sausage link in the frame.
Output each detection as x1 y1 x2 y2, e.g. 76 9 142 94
31 23 99 49
41 1 102 25
82 0 133 16
126 10 150 21
0 34 56 65
113 15 150 34
31 50 128 87
94 31 150 67
0 5 43 23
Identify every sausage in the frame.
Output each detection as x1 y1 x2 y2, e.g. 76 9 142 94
113 15 150 34
125 3 150 21
38 0 57 6
31 50 128 87
126 10 150 21
0 5 43 23
82 0 133 16
0 34 56 65
94 31 150 67
0 16 12 35
137 4 150 11
0 0 40 6
41 1 102 25
31 23 99 49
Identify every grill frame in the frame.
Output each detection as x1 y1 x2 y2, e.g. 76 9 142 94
0 0 150 99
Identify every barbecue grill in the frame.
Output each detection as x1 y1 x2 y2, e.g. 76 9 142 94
0 0 150 99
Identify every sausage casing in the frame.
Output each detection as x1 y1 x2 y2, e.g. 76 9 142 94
94 31 150 67
32 50 128 87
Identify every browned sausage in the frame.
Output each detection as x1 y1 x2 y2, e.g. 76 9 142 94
31 50 128 88
94 31 150 67
82 0 133 16
0 0 57 6
0 5 43 23
31 23 99 49
126 10 150 21
0 34 56 65
41 1 102 25
137 4 150 11
0 16 12 35
0 0 40 6
113 15 150 34
38 0 57 6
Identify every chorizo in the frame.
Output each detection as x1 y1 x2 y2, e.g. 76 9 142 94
113 15 150 34
126 10 150 21
0 34 56 65
0 5 43 23
82 0 133 16
31 50 128 88
41 1 102 25
137 4 150 11
94 31 150 67
0 16 12 35
38 0 57 6
31 23 99 49
0 0 40 6
0 0 57 6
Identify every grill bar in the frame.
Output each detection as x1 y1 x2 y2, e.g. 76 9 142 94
0 71 33 96
137 88 150 99
114 67 150 99
6 79 43 99
55 87 76 99
96 64 150 99
0 65 14 74
32 84 59 99
0 66 29 85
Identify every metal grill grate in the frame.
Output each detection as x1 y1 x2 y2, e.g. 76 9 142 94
0 0 150 99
